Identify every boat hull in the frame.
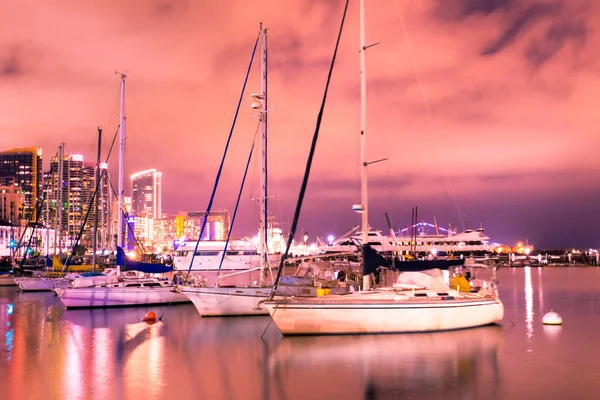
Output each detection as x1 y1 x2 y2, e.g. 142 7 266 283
265 294 504 335
55 287 190 309
181 287 273 316
180 284 333 317
15 277 72 292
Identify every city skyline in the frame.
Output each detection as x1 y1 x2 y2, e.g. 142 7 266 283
1 0 599 249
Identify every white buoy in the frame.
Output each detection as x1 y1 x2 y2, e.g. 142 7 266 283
542 311 562 325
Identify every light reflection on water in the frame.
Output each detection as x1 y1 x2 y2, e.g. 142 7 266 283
524 267 534 344
1 268 600 399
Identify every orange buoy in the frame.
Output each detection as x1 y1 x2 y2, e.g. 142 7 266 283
143 311 157 322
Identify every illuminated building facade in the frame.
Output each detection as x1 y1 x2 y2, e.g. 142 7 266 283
43 154 110 250
111 196 132 250
0 186 25 255
0 147 43 221
184 210 230 241
137 211 231 253
0 186 24 226
130 169 162 219
80 161 110 249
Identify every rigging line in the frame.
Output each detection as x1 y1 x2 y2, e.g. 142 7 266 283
13 155 55 253
186 31 260 276
61 168 105 273
266 137 281 227
264 26 269 258
103 164 145 255
269 0 350 297
100 124 146 255
128 80 155 163
393 0 464 230
103 82 122 153
16 173 52 269
104 125 121 201
317 169 336 237
106 180 146 255
265 128 285 246
264 106 282 240
217 122 260 272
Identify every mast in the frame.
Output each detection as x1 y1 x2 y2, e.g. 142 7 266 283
57 143 64 255
106 170 112 249
117 73 126 250
92 127 102 272
259 23 269 285
45 168 50 256
360 0 370 291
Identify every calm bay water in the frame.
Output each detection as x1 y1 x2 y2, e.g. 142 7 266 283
1 267 600 400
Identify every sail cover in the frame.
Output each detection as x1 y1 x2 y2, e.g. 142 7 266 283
116 247 173 274
362 244 465 275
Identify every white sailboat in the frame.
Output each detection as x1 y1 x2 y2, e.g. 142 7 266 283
180 25 284 316
264 0 504 335
15 275 78 292
54 273 187 309
55 75 189 309
180 25 351 316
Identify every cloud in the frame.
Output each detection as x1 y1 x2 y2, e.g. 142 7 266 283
1 0 599 248
153 0 190 17
0 46 27 78
525 19 587 67
433 0 514 21
481 2 560 56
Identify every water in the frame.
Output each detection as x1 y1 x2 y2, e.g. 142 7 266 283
1 267 600 400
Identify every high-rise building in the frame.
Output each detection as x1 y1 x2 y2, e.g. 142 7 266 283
0 147 43 221
130 169 162 219
43 154 110 250
81 161 110 249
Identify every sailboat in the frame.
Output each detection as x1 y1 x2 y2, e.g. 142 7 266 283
179 25 350 317
55 74 189 309
263 0 504 335
179 25 286 316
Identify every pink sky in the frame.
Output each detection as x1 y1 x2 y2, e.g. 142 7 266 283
1 0 599 248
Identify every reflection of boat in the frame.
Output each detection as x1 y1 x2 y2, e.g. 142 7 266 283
0 273 16 286
270 324 504 399
61 304 196 329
